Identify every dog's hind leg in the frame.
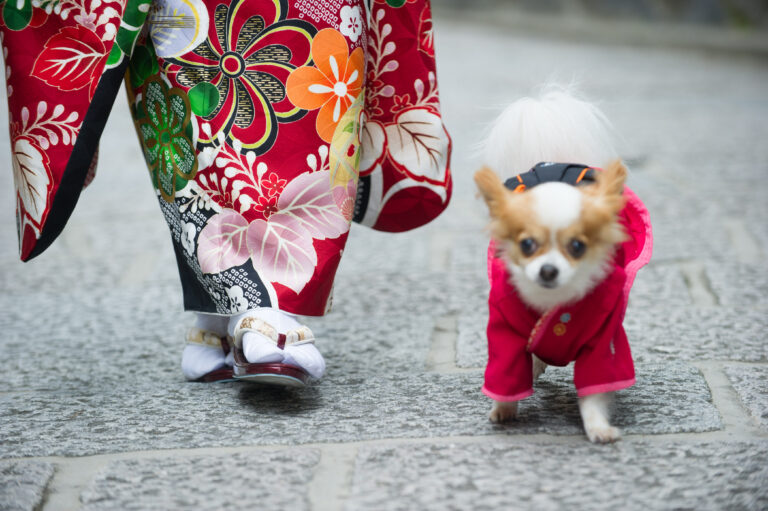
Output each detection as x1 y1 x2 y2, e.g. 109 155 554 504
532 356 547 382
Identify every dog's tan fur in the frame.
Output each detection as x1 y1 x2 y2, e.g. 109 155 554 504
475 160 628 270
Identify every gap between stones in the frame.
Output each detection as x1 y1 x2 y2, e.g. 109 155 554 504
693 360 765 438
41 456 110 511
679 261 719 306
307 443 358 511
426 315 478 373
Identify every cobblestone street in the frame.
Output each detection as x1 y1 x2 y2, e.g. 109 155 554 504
1 5 767 510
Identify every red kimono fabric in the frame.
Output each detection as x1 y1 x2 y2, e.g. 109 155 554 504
1 0 452 316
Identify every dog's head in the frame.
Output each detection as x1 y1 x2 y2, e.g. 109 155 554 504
475 160 629 310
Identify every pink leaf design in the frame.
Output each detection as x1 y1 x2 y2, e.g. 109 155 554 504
12 136 52 227
197 210 250 274
276 170 350 240
247 217 317 294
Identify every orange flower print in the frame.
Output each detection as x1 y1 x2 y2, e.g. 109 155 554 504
286 28 364 143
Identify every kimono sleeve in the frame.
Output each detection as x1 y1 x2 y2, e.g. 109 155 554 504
1 0 150 260
355 0 452 232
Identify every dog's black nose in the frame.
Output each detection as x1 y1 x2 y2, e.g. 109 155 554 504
539 264 559 282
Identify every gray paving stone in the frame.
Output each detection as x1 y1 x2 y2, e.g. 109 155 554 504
80 449 319 511
0 298 431 392
626 176 734 263
747 221 768 257
725 365 768 430
447 230 495 275
704 262 768 308
456 310 487 368
0 280 187 337
0 460 55 511
339 225 432 274
649 214 732 264
627 263 692 308
625 306 768 362
0 285 190 393
0 361 719 458
689 167 768 220
332 271 482 319
347 440 768 511
0 242 179 296
317 316 435 380
0 330 185 393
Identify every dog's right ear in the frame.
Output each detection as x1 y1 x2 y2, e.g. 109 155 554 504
474 166 509 218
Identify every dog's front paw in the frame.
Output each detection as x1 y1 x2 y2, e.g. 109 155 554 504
585 425 621 444
489 401 518 423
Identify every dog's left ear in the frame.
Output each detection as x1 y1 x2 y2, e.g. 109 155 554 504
584 159 627 216
596 159 627 197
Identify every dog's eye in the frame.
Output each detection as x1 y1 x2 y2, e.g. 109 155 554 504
567 239 587 258
519 238 538 256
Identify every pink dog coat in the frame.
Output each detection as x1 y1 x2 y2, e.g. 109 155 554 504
482 170 653 401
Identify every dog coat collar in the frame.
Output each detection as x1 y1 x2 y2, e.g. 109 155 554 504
503 162 597 193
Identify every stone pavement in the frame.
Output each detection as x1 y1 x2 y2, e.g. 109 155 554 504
1 8 768 511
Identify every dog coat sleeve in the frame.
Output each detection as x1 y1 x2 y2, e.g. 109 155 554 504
573 319 636 397
482 245 536 401
482 298 535 402
572 272 636 397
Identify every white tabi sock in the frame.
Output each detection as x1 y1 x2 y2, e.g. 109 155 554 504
195 313 228 336
181 313 230 381
228 308 325 378
283 344 326 379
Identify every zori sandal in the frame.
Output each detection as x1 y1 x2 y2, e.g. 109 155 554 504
231 315 315 387
185 328 236 383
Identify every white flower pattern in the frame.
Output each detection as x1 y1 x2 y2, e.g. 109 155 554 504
181 222 197 254
339 5 363 42
227 285 248 313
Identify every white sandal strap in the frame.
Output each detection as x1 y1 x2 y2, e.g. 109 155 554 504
186 328 226 349
233 315 315 350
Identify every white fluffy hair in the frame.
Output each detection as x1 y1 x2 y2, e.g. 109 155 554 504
484 86 618 179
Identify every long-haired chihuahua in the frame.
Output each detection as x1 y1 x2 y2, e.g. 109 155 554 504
474 87 653 443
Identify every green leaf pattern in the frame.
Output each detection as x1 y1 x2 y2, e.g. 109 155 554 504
136 77 198 202
105 0 152 69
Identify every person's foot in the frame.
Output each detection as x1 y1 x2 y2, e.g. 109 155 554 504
181 314 231 381
229 308 326 379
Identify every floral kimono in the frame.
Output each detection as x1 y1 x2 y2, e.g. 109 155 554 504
1 0 452 316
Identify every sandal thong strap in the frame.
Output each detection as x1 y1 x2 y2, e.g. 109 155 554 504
186 328 231 354
233 315 315 350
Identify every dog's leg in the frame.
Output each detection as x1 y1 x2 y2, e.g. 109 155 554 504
489 401 518 423
578 392 621 443
532 356 547 382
